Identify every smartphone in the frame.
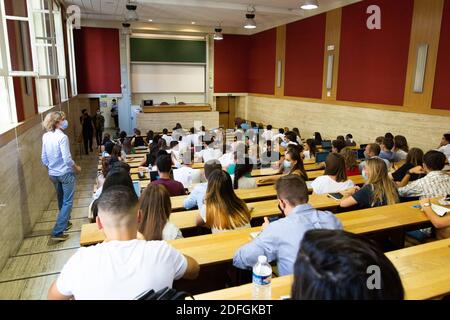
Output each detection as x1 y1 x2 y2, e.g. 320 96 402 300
268 216 280 223
328 193 344 201
132 181 141 197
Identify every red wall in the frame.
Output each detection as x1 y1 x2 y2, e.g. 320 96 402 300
74 27 121 94
214 35 249 93
337 0 414 105
432 0 450 110
248 29 276 94
284 14 326 99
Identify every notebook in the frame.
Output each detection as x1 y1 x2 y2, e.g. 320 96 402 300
431 204 450 217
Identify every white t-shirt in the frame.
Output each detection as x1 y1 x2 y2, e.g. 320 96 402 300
173 166 203 188
218 152 234 169
303 150 312 160
231 174 257 189
196 147 222 163
261 130 274 142
162 134 173 145
311 175 355 195
438 144 450 158
56 239 187 300
163 222 183 241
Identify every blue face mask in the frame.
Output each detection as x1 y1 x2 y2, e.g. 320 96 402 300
60 120 68 130
283 160 292 169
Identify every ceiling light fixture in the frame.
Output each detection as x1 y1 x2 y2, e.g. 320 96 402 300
148 19 153 22
300 0 319 10
213 27 223 40
244 5 256 29
191 21 196 25
125 1 139 21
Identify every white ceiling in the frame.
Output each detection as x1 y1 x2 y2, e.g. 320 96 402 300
63 0 362 34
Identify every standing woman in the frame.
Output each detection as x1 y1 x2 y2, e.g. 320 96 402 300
42 111 81 241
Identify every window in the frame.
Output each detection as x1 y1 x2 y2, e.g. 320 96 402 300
31 0 67 107
66 16 76 96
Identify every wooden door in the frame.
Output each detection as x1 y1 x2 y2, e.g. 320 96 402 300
216 96 236 129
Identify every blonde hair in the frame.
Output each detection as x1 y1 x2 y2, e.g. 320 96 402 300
205 170 250 230
43 111 66 132
365 158 399 206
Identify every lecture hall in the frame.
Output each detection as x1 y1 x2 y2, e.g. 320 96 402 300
0 0 449 303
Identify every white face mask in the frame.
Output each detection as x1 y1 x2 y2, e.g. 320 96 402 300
362 168 368 181
283 160 292 169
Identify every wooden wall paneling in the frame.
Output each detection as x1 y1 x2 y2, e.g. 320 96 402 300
403 0 444 111
322 8 342 101
274 25 286 97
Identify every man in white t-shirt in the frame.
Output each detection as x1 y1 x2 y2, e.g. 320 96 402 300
48 185 199 300
173 153 204 188
195 138 222 163
161 128 173 146
261 125 274 142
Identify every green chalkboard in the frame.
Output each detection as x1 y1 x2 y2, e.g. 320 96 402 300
130 38 206 63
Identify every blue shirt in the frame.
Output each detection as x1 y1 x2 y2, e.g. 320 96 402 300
233 204 343 276
41 129 75 176
183 183 207 210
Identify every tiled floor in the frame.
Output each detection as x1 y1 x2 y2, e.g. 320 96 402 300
0 153 98 300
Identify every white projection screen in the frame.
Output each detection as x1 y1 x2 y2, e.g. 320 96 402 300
131 64 205 93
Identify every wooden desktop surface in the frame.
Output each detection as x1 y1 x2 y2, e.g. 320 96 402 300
142 105 211 113
193 238 450 300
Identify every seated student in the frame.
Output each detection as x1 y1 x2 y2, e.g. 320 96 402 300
331 139 346 154
385 132 394 141
311 153 355 195
340 158 399 209
260 140 281 168
314 132 323 146
292 127 303 145
379 138 395 162
121 137 133 155
262 124 274 142
231 157 257 189
173 152 203 189
95 157 110 194
161 128 173 146
345 134 356 147
389 148 424 187
281 131 299 148
303 139 317 160
291 229 404 300
48 186 199 300
151 154 186 197
359 143 390 173
436 133 450 159
272 128 285 142
418 198 450 239
139 184 183 241
131 129 146 147
195 137 222 163
342 148 360 177
145 130 154 146
168 141 182 168
226 144 247 175
92 169 134 208
398 150 450 199
183 160 222 210
109 144 125 163
196 170 251 233
233 175 342 276
102 140 115 157
100 133 113 152
218 144 235 170
258 146 309 185
375 136 384 145
392 135 409 162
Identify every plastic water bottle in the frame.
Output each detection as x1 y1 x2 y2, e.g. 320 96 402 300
187 171 193 188
252 255 272 300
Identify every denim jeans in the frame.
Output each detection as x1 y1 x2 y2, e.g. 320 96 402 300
49 172 76 236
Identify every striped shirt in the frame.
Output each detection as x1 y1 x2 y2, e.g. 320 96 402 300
398 171 450 198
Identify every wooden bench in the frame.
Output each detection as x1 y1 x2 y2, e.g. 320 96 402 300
193 238 450 300
79 194 341 246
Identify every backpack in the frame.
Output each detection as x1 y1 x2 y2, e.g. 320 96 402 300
134 287 193 300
